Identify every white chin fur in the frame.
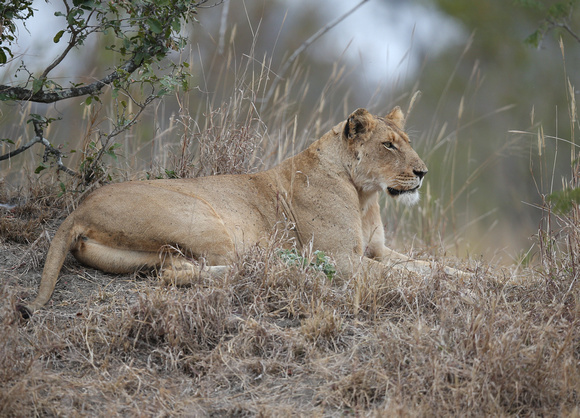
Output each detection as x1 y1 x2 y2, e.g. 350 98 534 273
396 190 420 206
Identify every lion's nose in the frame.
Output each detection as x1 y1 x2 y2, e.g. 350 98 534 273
413 169 427 180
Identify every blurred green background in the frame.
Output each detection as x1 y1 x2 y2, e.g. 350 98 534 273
1 0 579 263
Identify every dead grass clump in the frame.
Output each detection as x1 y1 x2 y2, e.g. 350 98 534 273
2 230 579 415
0 284 33 385
227 235 342 321
194 105 262 177
0 178 68 244
301 306 344 350
126 288 235 350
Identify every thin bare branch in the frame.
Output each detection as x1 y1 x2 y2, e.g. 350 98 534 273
0 136 43 161
0 119 79 176
559 22 580 44
86 94 156 177
39 11 100 81
40 137 79 177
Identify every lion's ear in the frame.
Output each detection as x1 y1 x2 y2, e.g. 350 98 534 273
386 106 405 130
343 108 376 141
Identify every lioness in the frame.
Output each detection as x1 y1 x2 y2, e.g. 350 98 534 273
19 107 464 317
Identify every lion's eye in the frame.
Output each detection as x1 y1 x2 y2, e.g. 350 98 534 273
382 142 397 150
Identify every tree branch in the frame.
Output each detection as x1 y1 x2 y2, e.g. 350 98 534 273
0 56 143 103
40 26 83 81
0 119 79 177
40 137 79 177
31 118 79 177
0 136 42 161
560 22 580 44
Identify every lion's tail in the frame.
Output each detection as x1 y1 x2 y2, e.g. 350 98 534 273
17 214 77 318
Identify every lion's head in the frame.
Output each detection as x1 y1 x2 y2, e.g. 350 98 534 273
343 107 427 206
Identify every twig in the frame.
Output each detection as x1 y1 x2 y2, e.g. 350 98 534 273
86 93 156 176
40 16 99 81
558 22 580 44
29 119 80 177
0 136 43 161
40 137 79 177
0 118 80 177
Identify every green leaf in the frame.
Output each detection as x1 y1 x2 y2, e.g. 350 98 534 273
164 169 178 179
53 30 65 43
34 164 47 174
27 113 44 124
548 3 569 18
171 18 181 32
32 78 44 94
0 138 15 145
146 18 163 34
0 48 6 64
525 31 541 48
106 150 118 161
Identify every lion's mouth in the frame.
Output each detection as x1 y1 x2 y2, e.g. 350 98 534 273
387 185 419 197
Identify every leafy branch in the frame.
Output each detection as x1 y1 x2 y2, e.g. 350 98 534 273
0 114 79 177
0 0 222 182
520 0 580 47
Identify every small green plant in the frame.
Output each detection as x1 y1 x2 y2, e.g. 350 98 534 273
278 248 336 280
546 187 580 214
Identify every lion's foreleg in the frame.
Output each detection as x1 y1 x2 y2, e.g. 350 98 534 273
378 246 470 277
159 256 229 286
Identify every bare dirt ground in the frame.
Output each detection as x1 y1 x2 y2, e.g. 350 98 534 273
1 184 579 417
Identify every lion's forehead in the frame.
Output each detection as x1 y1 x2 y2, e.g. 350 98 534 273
374 120 410 144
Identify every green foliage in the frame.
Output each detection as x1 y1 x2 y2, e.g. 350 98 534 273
26 114 61 128
1 0 203 102
0 0 212 181
278 248 336 280
515 0 580 47
546 187 580 214
145 169 180 180
0 0 34 64
78 140 120 183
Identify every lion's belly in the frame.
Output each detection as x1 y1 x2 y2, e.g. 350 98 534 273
71 179 274 261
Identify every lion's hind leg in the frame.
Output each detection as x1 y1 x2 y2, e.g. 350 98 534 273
74 237 230 285
71 237 161 274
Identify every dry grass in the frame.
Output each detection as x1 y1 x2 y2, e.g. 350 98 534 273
1 220 579 415
1 29 580 418
1 172 579 416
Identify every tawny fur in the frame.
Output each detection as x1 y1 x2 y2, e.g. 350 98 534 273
20 107 466 316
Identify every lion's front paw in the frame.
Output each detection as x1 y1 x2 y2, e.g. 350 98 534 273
442 265 472 278
160 260 201 286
